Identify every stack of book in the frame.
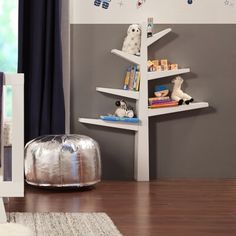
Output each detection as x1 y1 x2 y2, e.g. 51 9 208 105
123 65 141 91
148 97 178 109
100 116 139 123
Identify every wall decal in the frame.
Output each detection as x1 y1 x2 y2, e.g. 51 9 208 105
117 0 124 7
224 0 235 7
137 0 146 8
71 0 236 24
94 0 147 9
94 0 111 9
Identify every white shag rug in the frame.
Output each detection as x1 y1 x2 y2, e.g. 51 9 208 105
0 223 33 236
0 212 122 236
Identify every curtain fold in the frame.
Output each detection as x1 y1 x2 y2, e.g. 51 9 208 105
18 0 65 143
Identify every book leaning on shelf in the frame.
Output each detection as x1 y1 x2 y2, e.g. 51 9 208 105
123 65 141 91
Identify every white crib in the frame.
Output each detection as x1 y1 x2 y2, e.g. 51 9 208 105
0 73 24 223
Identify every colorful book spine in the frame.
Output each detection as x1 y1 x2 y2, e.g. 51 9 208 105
133 71 139 91
123 67 131 90
128 66 137 90
149 101 178 109
135 71 141 91
100 116 139 123
149 96 170 102
149 99 172 106
123 65 141 91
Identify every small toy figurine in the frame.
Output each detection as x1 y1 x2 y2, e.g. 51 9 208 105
154 85 169 99
122 24 141 56
114 99 134 118
171 76 194 105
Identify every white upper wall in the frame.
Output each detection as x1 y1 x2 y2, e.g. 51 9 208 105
70 0 236 24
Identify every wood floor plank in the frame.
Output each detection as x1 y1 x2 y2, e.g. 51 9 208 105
7 180 236 236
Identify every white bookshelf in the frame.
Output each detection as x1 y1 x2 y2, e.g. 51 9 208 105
148 68 190 81
78 118 139 131
111 49 141 65
148 102 209 117
96 87 139 100
79 24 209 181
147 28 172 46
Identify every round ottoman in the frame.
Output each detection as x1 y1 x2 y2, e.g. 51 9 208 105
25 135 101 187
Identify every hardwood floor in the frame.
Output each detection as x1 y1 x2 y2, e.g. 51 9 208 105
6 180 236 236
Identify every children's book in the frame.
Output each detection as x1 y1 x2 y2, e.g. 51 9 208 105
128 66 137 90
149 99 172 106
133 70 140 91
149 101 178 109
135 71 141 91
100 116 139 123
149 96 170 102
123 67 131 90
123 65 141 91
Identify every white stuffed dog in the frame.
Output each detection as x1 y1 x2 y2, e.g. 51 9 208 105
171 76 194 105
122 24 141 56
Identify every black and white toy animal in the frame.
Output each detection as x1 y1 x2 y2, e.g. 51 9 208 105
171 76 194 105
122 24 141 56
115 100 134 118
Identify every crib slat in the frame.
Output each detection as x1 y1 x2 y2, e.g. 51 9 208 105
0 73 24 197
0 198 7 223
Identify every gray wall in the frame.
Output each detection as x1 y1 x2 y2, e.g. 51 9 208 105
71 24 236 180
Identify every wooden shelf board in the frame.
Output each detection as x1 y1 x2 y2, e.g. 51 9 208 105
147 28 172 46
111 49 141 65
79 118 139 131
96 87 139 100
148 102 209 117
148 68 190 81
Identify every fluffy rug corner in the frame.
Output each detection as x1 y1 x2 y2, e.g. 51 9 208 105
0 223 33 236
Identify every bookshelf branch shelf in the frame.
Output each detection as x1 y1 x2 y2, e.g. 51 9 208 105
111 49 141 64
79 23 209 181
78 118 139 131
148 102 209 117
147 28 172 46
96 87 139 100
148 68 190 81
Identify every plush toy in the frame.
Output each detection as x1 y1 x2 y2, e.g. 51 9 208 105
122 24 141 56
171 76 194 105
114 99 134 118
154 85 169 98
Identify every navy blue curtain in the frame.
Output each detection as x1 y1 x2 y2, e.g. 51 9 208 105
18 0 65 143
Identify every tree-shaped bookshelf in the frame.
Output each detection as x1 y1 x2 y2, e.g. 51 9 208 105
79 23 209 181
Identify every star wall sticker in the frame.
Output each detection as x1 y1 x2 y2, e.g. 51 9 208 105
117 0 124 7
224 0 235 6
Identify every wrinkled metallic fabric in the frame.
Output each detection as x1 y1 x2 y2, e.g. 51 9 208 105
25 135 101 187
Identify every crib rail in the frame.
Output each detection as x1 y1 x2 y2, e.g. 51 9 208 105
0 73 24 197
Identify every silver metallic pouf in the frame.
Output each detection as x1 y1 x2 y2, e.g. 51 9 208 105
25 135 101 187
